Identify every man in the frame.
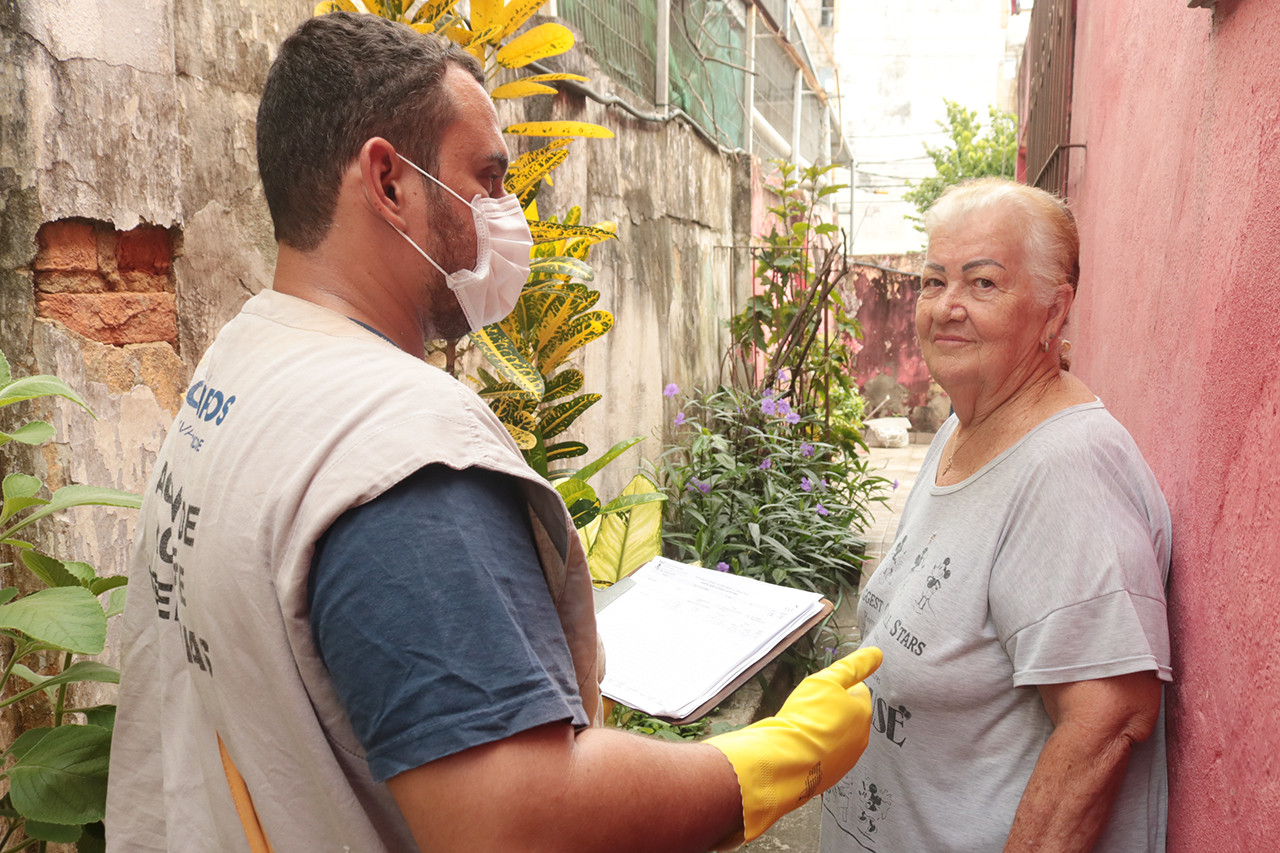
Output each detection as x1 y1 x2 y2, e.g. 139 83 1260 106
106 13 880 851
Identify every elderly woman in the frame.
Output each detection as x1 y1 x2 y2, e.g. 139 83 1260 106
820 178 1171 852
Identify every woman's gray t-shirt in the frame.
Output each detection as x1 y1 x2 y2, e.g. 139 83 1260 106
821 401 1171 853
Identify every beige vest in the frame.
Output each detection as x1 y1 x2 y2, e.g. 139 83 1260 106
106 290 601 852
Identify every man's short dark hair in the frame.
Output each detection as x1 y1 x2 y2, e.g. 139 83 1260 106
256 12 484 250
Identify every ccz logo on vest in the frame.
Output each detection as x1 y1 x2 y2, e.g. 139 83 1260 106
177 380 236 451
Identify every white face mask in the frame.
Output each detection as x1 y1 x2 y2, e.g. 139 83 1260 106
389 154 533 332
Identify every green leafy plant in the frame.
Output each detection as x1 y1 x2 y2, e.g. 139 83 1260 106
903 99 1017 227
0 351 142 852
658 386 886 598
730 161 862 442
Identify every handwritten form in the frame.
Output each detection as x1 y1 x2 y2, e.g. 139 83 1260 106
596 557 825 719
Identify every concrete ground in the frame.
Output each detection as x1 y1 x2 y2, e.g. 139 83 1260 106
739 439 930 852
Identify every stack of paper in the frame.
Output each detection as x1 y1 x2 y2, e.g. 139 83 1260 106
595 557 826 720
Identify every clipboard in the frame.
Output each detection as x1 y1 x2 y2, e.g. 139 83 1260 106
593 562 835 725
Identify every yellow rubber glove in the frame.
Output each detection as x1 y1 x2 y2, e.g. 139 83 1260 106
705 646 882 850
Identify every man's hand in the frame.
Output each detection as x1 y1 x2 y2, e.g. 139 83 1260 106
705 646 883 848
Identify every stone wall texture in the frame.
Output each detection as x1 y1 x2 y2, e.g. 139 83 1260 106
1065 1 1280 846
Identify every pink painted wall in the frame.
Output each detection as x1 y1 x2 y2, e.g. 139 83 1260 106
1066 1 1280 847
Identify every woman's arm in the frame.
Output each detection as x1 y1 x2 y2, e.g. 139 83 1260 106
1003 671 1163 852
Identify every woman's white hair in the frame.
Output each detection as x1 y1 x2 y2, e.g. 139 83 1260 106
922 177 1079 309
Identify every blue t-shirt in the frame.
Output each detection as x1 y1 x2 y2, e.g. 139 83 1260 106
308 464 588 783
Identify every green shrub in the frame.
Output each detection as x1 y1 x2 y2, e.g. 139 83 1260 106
657 385 887 600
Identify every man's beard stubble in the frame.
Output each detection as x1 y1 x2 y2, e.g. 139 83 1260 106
422 183 477 342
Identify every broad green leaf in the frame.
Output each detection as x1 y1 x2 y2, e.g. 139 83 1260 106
498 0 548 38
0 420 55 446
554 476 597 509
104 586 127 620
529 256 595 281
24 819 83 843
7 727 53 762
538 393 601 440
7 724 111 825
505 121 614 139
1 485 141 540
469 326 544 399
491 80 558 100
599 492 666 514
537 310 613 374
89 574 128 597
21 551 80 588
0 348 10 386
529 220 616 247
0 376 91 413
5 661 120 699
567 497 599 529
0 587 17 605
4 473 42 500
80 705 117 731
542 368 584 402
585 474 664 585
0 587 107 654
495 22 574 68
545 441 588 462
575 436 643 482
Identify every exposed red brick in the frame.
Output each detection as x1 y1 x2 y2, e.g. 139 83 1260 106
116 226 172 274
34 270 108 294
118 269 175 293
36 292 177 346
34 221 98 272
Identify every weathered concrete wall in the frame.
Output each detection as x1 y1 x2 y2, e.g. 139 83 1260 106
0 0 299 736
1066 1 1280 846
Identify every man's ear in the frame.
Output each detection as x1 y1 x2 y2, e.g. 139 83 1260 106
359 137 411 230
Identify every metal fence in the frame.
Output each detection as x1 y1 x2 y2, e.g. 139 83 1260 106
1022 0 1076 196
559 0 658 103
669 0 749 149
558 0 837 164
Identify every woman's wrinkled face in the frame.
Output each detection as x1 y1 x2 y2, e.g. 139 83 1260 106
916 208 1051 399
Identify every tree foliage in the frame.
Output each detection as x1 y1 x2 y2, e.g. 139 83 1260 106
903 99 1017 227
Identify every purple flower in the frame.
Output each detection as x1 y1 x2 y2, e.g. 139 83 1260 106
763 387 776 398
759 458 772 470
776 400 791 417
800 442 814 457
785 411 801 424
892 478 900 490
800 476 813 492
816 503 830 517
778 369 790 384
673 411 686 425
687 478 710 494
821 478 829 489
761 397 778 415
716 561 730 572
663 382 680 398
